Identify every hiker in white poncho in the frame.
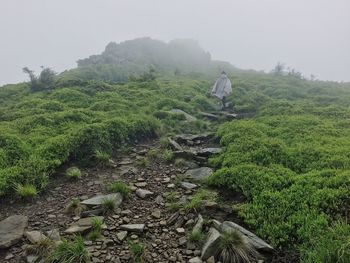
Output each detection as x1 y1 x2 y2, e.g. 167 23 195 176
211 71 232 109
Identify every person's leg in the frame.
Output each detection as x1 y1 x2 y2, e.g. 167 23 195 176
222 96 226 109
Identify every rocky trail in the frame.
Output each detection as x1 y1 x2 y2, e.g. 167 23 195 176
0 111 285 263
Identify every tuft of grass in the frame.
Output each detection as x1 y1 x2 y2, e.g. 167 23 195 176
136 157 150 168
65 198 84 216
147 149 159 161
101 197 116 214
88 217 103 241
188 230 206 245
108 181 131 198
47 236 90 263
185 189 217 212
66 167 82 179
217 230 259 263
129 241 145 263
15 184 38 199
25 237 54 257
159 136 170 148
162 149 174 162
95 150 111 165
174 158 186 167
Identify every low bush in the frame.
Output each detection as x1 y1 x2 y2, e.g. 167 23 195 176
15 184 38 199
107 181 131 198
66 167 82 179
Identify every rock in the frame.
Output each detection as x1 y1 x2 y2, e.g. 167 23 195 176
189 257 203 263
46 229 60 241
27 255 39 263
199 112 219 121
192 214 204 233
167 183 175 188
151 209 161 219
5 253 14 260
120 224 145 233
207 256 216 263
211 219 221 230
65 216 104 234
0 215 28 248
176 228 185 234
155 195 164 204
181 182 197 190
136 189 154 199
220 221 274 252
201 227 221 260
116 231 128 241
167 212 180 225
178 236 187 246
168 138 183 151
81 193 123 207
135 182 147 187
175 133 214 144
25 231 47 244
170 109 197 122
81 208 103 217
185 167 213 181
196 148 222 157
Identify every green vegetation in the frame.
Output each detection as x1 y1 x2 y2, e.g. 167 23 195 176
129 241 145 263
88 217 103 241
25 237 54 258
107 180 131 198
15 183 38 199
185 189 217 211
161 149 173 162
188 230 206 245
48 236 89 263
66 167 82 179
101 197 116 214
64 198 84 216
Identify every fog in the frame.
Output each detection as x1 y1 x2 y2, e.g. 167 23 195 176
1 0 349 85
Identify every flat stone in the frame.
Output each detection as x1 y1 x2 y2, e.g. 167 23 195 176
170 109 197 122
201 227 221 260
196 148 222 157
0 215 28 248
25 231 47 244
120 224 145 233
189 257 203 263
176 228 185 234
135 182 147 187
136 189 154 199
181 182 197 190
220 221 274 252
116 231 128 241
46 229 60 241
81 193 123 207
155 195 164 204
185 167 213 181
151 209 161 219
65 216 104 234
192 214 204 233
175 133 213 144
168 138 183 151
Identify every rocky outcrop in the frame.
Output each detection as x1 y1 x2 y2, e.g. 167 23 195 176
185 167 213 181
0 215 28 249
201 227 221 260
81 193 123 207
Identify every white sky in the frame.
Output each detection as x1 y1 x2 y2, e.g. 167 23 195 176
0 0 349 85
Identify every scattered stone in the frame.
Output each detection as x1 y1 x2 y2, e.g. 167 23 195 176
181 182 197 190
175 133 214 144
151 209 161 219
201 227 221 260
26 255 39 263
167 183 175 188
189 257 203 263
196 148 222 157
178 236 187 246
81 193 123 207
0 215 28 249
176 228 185 234
25 231 47 244
155 195 164 204
185 167 213 181
120 224 145 233
136 189 154 199
135 182 147 187
116 231 128 241
167 212 180 226
220 221 274 252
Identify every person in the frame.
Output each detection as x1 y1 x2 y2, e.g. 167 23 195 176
211 71 232 109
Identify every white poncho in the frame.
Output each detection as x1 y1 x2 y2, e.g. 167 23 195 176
211 73 232 99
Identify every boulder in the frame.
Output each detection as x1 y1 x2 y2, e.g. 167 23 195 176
170 109 197 122
192 214 204 233
136 189 154 199
201 227 221 260
120 224 145 233
0 215 28 249
185 167 213 181
81 193 123 207
168 138 183 151
220 221 273 252
65 216 104 234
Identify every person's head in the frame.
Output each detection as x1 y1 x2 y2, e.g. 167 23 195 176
221 70 226 75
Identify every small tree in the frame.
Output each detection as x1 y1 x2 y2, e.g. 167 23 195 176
272 62 285 76
23 66 56 91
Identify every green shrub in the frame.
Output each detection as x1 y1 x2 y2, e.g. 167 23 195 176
108 181 131 198
66 167 82 179
15 184 38 199
48 236 90 263
161 149 173 162
94 150 111 164
129 241 145 263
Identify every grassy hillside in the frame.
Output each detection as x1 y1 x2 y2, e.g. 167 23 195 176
1 38 350 262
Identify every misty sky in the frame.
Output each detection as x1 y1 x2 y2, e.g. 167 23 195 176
1 0 349 85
